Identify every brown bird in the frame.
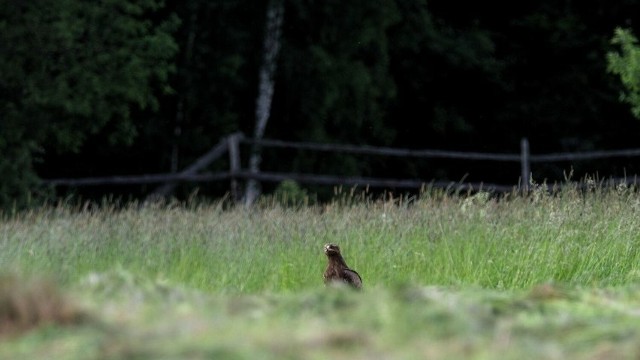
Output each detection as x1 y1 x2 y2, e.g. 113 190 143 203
323 243 362 289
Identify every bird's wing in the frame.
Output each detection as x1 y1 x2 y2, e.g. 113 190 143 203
342 269 363 289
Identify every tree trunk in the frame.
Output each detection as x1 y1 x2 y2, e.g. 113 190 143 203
244 0 284 206
151 6 198 199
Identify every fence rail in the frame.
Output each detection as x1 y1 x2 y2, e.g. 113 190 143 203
530 148 640 162
45 172 231 187
42 133 640 197
247 137 523 162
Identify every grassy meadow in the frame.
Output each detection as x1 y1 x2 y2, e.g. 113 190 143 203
2 185 640 358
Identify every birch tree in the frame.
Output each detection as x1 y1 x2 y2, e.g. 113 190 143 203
244 0 284 206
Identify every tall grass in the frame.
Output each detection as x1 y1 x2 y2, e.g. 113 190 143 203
1 185 640 293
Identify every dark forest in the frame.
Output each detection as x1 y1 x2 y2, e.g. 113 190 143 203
3 0 640 208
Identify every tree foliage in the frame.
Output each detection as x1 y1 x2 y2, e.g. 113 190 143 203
608 28 640 119
0 0 178 208
3 0 640 206
270 0 399 180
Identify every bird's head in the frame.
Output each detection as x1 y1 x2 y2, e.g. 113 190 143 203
324 243 341 256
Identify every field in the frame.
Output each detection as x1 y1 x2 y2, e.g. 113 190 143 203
2 185 640 359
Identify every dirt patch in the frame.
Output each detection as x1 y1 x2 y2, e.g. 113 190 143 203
0 274 87 336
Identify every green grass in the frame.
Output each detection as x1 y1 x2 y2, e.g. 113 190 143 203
2 187 640 292
2 273 640 359
2 186 640 358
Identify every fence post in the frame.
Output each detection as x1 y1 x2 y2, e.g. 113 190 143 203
228 133 242 201
520 137 530 194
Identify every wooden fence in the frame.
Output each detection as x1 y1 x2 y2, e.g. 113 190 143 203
44 132 640 198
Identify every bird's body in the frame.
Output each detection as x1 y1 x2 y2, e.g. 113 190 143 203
323 243 362 289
